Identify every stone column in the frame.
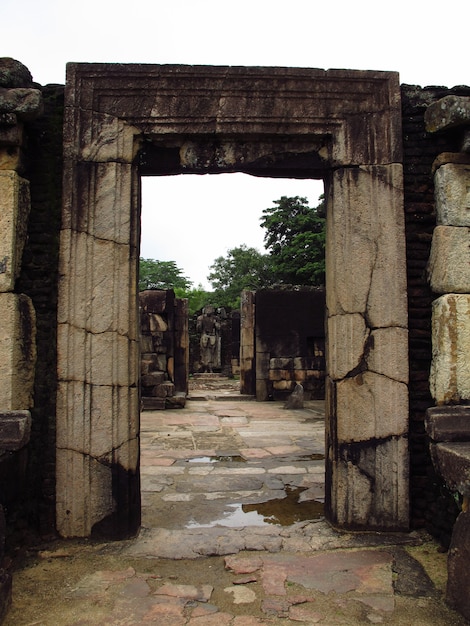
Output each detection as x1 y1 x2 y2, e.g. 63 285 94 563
240 291 255 396
56 160 141 538
325 164 409 530
174 297 189 395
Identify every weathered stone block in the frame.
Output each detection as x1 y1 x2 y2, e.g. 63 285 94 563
0 410 31 450
294 370 307 382
270 358 292 369
430 294 470 403
425 95 470 133
58 230 139 339
367 327 409 384
447 509 470 621
153 381 174 398
427 226 470 293
327 433 409 530
141 372 166 387
327 313 368 381
0 171 30 292
149 313 168 332
0 293 36 410
326 164 407 328
336 372 408 443
272 380 295 391
140 336 153 353
155 354 167 372
429 442 470 498
434 163 470 226
425 405 470 442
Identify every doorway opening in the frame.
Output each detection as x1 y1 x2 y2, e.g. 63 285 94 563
138 173 326 541
57 64 408 539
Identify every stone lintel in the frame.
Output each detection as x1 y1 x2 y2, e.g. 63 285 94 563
0 410 31 451
65 64 402 167
425 95 470 133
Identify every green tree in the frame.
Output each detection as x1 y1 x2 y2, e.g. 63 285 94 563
207 245 274 309
260 195 325 286
174 285 212 316
139 258 192 292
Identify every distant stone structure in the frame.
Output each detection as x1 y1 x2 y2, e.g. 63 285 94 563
139 289 188 410
0 55 470 622
196 305 221 372
240 288 325 402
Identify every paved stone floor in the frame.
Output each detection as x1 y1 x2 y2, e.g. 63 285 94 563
4 377 468 624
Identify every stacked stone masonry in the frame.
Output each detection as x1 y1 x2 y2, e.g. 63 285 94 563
423 96 470 621
0 58 44 622
425 97 470 405
140 289 188 410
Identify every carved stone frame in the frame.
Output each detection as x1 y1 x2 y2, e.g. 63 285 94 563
57 64 408 537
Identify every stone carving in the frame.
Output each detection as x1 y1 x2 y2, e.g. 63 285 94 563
197 306 221 373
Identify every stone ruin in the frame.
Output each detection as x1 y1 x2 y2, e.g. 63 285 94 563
139 289 188 410
0 56 469 620
240 287 326 401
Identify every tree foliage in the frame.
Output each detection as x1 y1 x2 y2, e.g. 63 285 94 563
174 285 213 316
139 194 325 315
139 258 192 292
260 195 325 286
208 245 275 309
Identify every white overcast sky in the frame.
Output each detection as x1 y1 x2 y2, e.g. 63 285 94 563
3 0 468 289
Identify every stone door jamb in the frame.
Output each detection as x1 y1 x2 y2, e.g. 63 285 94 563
57 64 409 537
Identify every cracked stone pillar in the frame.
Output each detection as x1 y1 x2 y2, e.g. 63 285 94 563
325 164 409 530
56 157 141 538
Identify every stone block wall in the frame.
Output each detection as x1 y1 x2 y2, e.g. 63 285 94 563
402 85 470 542
0 57 469 555
241 288 326 401
140 290 188 409
0 58 44 620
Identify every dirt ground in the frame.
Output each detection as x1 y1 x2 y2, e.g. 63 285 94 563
3 535 469 626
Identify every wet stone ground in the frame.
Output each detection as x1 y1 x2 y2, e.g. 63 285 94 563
4 376 468 625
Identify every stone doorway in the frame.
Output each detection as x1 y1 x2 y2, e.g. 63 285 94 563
57 64 408 538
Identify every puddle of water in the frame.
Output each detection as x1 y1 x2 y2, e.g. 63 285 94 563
185 486 324 529
186 504 268 528
300 454 324 461
243 486 324 526
188 455 246 463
